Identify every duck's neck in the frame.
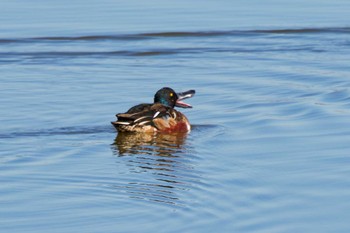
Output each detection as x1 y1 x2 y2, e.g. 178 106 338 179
156 98 173 108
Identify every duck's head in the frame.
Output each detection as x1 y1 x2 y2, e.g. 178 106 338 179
154 87 195 108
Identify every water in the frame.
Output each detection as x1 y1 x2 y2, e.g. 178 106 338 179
1 1 350 232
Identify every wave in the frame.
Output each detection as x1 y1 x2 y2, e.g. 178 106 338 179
1 27 349 43
0 46 326 60
0 125 115 139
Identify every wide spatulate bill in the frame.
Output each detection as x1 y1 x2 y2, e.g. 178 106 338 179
175 90 195 108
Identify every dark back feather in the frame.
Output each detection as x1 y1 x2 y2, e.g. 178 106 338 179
112 103 175 131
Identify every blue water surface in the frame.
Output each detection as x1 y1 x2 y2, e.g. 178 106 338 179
1 1 350 232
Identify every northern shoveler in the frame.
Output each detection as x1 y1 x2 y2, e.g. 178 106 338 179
112 87 195 133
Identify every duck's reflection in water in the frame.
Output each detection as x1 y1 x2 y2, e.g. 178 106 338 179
113 132 188 156
111 132 197 206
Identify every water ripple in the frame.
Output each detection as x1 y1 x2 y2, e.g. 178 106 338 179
0 27 349 43
0 125 114 139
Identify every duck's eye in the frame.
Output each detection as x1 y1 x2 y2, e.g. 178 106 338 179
170 92 174 97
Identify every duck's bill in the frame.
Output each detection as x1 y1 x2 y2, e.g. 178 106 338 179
176 90 196 108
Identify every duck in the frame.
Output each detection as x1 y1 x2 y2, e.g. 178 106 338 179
112 87 195 133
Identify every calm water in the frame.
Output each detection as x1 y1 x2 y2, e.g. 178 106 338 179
1 1 350 232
